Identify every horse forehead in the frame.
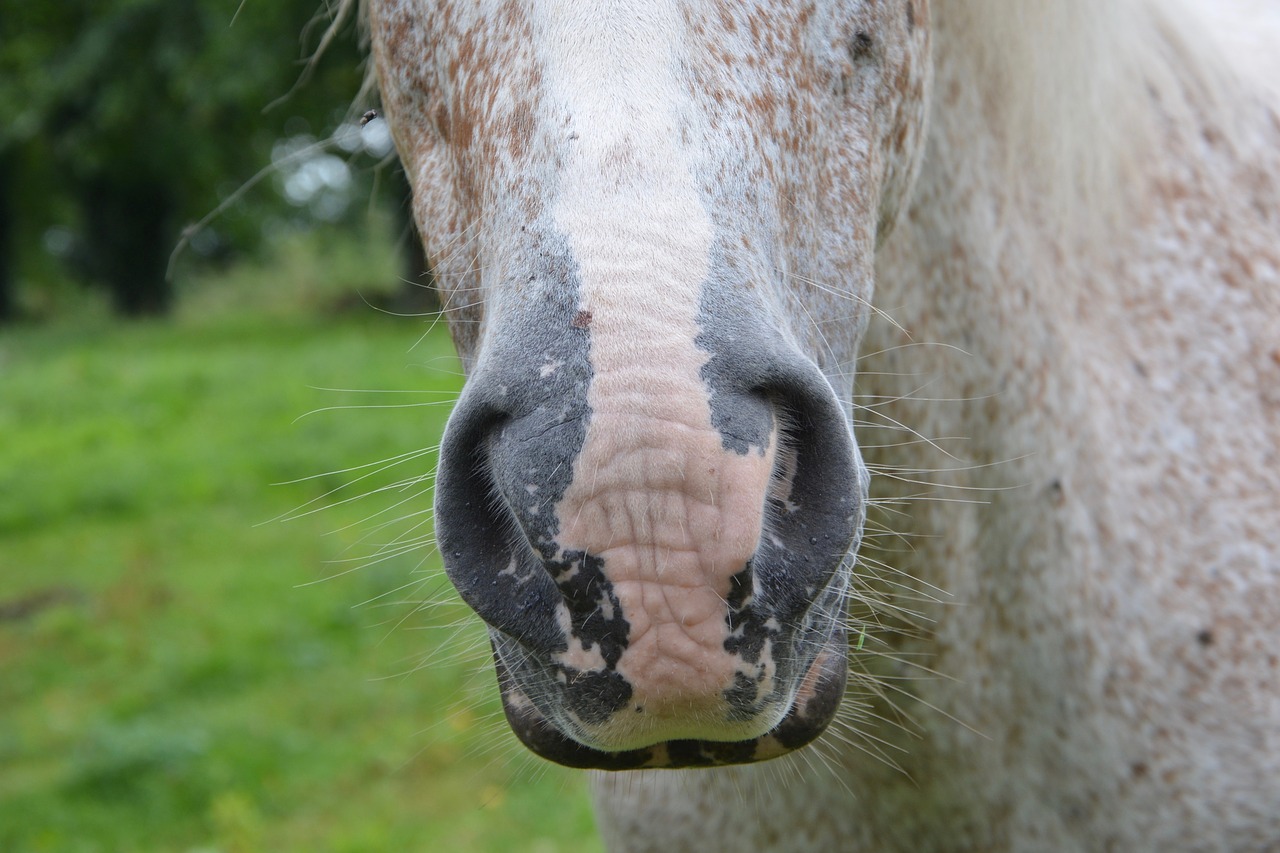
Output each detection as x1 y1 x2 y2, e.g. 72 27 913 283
419 0 818 42
389 0 840 180
381 0 826 91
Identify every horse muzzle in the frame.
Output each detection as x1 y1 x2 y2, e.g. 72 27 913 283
433 289 865 768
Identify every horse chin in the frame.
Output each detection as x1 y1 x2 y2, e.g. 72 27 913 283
492 625 849 771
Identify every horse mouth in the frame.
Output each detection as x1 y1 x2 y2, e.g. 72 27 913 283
490 601 850 770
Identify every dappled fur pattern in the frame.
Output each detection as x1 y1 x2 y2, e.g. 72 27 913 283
357 0 1280 849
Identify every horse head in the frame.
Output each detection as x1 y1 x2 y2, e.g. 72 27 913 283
369 0 931 769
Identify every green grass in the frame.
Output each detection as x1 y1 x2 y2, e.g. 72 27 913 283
0 233 602 852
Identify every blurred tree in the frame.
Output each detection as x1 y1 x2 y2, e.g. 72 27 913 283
0 159 12 322
0 0 368 318
387 163 438 314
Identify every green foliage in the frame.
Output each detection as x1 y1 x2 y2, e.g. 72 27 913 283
2 0 364 186
0 0 377 315
0 236 602 852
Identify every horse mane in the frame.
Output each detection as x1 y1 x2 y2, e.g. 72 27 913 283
931 0 1272 230
320 0 374 114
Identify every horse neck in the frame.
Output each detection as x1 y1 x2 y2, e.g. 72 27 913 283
916 0 1275 228
864 0 1166 457
858 0 1280 599
926 0 1195 221
867 0 1270 434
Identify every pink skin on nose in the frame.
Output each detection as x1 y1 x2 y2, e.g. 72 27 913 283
537 6 783 740
552 301 778 734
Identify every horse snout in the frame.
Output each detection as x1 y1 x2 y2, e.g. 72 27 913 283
435 337 865 768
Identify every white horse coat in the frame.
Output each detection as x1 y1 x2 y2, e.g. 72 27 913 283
364 0 1280 849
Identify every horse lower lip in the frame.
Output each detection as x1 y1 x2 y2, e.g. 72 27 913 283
494 620 849 770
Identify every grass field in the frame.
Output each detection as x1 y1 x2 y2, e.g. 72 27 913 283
0 233 602 852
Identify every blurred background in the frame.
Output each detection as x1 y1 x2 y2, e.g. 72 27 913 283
0 2 598 850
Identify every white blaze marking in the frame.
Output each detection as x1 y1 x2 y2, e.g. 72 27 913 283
535 1 781 743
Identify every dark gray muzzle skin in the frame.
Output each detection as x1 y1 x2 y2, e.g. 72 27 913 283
433 231 865 770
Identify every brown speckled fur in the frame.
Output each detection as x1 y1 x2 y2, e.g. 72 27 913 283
366 0 1280 848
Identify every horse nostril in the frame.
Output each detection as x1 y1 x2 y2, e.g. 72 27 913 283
765 404 803 511
744 373 865 624
433 390 566 656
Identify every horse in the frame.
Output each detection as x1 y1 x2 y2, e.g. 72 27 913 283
359 0 1280 849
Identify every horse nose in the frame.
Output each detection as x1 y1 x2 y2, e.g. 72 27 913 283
434 317 864 763
439 345 860 619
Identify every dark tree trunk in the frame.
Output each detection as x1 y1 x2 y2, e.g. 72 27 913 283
82 178 175 317
0 158 14 323
389 165 438 314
